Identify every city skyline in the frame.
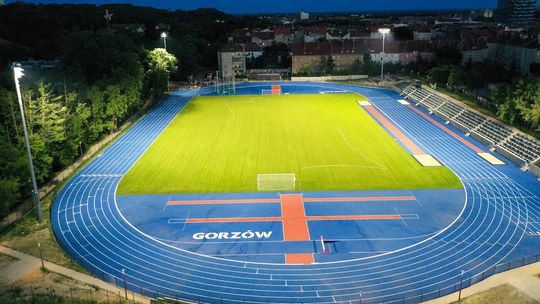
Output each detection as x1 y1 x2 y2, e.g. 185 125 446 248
5 0 540 14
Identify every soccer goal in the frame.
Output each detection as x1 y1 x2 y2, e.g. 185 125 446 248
215 71 236 95
257 173 296 191
261 85 282 95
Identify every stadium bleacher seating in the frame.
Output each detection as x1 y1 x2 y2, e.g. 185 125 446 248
453 110 486 131
435 102 464 120
500 134 540 163
403 84 540 164
474 120 513 145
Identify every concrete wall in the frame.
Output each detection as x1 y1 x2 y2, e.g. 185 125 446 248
370 53 400 64
530 162 540 179
292 54 363 74
494 146 526 166
291 75 368 82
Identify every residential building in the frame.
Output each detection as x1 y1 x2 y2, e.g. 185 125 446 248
487 43 540 73
497 0 536 26
459 28 492 63
275 27 293 45
251 29 275 47
292 40 364 73
231 28 251 44
326 28 351 41
244 42 263 60
218 39 246 77
304 27 326 42
291 39 440 74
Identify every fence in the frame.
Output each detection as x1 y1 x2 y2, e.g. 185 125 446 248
0 99 153 233
291 75 368 82
56 238 540 304
0 284 141 304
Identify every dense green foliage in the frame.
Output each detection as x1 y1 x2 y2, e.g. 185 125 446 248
247 43 292 69
423 61 539 137
427 62 510 92
0 3 277 218
147 48 178 100
118 94 461 194
0 2 269 79
492 77 540 136
0 3 212 217
393 27 414 41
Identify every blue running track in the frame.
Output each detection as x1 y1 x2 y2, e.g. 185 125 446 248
51 82 540 303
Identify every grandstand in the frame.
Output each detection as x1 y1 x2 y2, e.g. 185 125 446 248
500 134 540 163
403 84 540 166
434 101 464 121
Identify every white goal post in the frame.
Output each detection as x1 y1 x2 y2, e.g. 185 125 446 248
257 173 296 191
261 89 275 95
261 85 282 95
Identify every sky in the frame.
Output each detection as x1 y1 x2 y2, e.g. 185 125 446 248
6 0 540 14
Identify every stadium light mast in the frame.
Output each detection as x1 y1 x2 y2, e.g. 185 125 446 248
13 65 43 221
161 32 167 50
378 28 390 83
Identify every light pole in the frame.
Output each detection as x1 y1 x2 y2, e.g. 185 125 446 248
160 33 170 93
161 32 167 50
37 242 45 269
122 268 128 299
13 65 42 221
458 270 465 302
378 28 390 83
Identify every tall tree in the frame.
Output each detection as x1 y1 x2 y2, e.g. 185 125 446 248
147 48 178 101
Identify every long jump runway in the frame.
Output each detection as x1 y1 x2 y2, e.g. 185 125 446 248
51 83 540 303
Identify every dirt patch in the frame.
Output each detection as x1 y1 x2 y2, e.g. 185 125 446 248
452 284 540 304
0 196 87 273
0 253 17 269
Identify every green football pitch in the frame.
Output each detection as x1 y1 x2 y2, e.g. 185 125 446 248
117 93 461 194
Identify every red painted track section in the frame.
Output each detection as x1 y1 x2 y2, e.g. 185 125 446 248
406 104 483 153
363 105 425 155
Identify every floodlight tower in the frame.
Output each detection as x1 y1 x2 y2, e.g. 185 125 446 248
161 32 167 50
378 28 391 83
13 65 43 221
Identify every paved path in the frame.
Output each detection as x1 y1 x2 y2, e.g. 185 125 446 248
0 245 150 304
426 261 540 303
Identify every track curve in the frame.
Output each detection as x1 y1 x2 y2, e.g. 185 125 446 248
51 82 540 303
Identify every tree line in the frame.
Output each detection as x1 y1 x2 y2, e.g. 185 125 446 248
0 2 268 218
0 29 175 218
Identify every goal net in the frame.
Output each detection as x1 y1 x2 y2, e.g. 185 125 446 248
257 173 296 191
215 71 236 95
261 85 282 95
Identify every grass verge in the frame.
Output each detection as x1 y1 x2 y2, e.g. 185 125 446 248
450 284 539 304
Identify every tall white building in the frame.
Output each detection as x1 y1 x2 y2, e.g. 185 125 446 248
497 0 536 25
300 11 310 20
218 39 246 77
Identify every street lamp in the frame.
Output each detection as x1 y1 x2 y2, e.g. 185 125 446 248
13 65 42 221
458 270 465 302
378 28 391 83
161 32 167 50
122 268 128 299
160 32 170 92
